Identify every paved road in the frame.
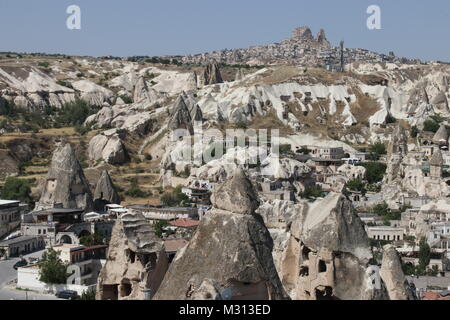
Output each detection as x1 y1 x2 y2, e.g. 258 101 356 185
0 288 62 300
0 250 61 300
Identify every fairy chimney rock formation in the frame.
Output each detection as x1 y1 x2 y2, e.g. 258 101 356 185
210 168 260 214
203 62 223 85
191 104 204 123
133 76 149 103
96 212 169 300
168 95 193 135
35 143 93 211
380 245 416 300
432 124 449 145
154 169 289 300
387 124 408 155
280 192 390 300
93 170 120 207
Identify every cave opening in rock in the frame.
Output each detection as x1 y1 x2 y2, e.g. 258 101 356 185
299 266 309 277
120 280 132 298
315 286 333 300
301 245 311 261
318 260 327 273
127 250 136 263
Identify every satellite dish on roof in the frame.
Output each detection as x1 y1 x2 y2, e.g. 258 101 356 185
219 288 232 300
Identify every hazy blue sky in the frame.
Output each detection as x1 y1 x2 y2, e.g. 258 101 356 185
0 0 448 61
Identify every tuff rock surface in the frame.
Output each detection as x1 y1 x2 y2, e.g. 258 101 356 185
279 193 390 300
93 170 120 205
96 212 169 300
210 168 260 214
380 245 416 300
202 62 223 85
35 143 93 211
154 169 289 300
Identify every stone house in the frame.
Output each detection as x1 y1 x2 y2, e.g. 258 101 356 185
0 236 45 259
0 200 28 238
366 226 404 241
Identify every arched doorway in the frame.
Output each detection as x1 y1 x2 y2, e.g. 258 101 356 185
60 235 72 244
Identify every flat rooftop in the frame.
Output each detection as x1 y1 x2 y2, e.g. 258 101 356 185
32 208 84 216
128 205 197 212
367 226 403 231
105 204 123 209
53 244 85 249
0 236 38 246
0 200 20 206
311 157 344 162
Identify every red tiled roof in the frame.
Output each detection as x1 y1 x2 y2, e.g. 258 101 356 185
422 292 450 300
169 218 200 228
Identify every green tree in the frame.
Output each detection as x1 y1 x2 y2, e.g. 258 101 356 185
345 179 366 195
79 232 104 247
74 125 90 136
356 162 387 184
423 120 439 133
368 142 387 160
297 146 311 155
125 177 149 198
418 237 431 274
235 121 247 129
0 177 33 204
372 202 391 216
372 201 401 221
38 249 68 285
153 221 169 238
160 185 190 207
301 186 325 199
0 100 16 117
38 61 50 68
56 99 94 126
402 262 416 276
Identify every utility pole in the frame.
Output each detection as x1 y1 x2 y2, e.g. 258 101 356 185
339 40 345 72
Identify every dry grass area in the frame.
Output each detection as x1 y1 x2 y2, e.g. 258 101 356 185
288 99 331 136
349 87 381 124
247 110 294 136
254 65 303 85
0 127 86 143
